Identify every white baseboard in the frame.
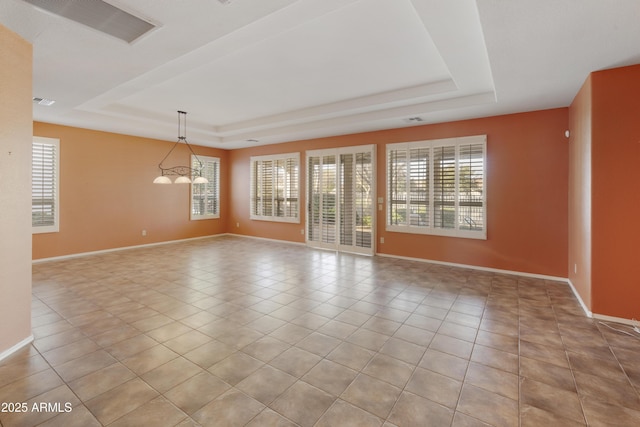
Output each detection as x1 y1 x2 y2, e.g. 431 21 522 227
592 313 639 328
567 279 593 318
226 233 306 246
228 236 570 282
32 234 229 264
560 280 640 327
0 335 34 363
31 233 638 326
376 252 569 283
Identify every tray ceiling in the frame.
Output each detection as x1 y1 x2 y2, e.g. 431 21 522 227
1 0 639 148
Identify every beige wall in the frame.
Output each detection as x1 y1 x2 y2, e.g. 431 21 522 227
0 25 33 358
568 75 592 311
230 108 569 278
34 108 570 279
32 122 229 260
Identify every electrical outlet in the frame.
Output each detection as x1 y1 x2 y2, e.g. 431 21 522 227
236 222 240 228
380 237 384 244
300 229 304 235
141 230 147 237
574 263 577 274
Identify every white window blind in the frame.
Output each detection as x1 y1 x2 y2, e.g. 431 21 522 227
320 155 336 242
433 145 456 230
387 135 486 239
191 155 220 220
409 148 429 227
340 153 353 246
32 137 60 233
250 153 299 223
346 151 373 249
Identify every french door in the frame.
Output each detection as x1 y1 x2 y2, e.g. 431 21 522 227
306 145 375 255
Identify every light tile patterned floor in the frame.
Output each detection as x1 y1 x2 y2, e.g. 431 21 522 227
1 235 640 426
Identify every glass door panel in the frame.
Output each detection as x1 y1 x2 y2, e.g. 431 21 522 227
307 154 336 249
307 146 374 255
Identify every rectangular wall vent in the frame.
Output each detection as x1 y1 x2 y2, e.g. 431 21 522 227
33 97 55 106
22 0 155 43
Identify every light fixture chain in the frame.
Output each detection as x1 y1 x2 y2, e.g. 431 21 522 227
153 110 209 184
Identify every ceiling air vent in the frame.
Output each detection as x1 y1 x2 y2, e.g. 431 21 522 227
33 97 55 106
403 117 425 124
22 0 155 43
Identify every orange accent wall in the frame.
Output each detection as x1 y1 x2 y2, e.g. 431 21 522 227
589 64 640 319
568 75 593 310
0 24 33 356
228 135 377 242
229 108 569 277
32 122 229 260
24 64 640 319
33 108 569 277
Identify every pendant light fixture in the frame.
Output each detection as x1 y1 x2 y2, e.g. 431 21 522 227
153 111 209 184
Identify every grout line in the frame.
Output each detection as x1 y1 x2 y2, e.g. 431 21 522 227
21 237 639 426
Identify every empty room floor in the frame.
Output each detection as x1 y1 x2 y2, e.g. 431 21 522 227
1 235 639 426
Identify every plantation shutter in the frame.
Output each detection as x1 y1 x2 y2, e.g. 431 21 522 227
354 151 372 248
409 148 429 227
321 155 336 244
32 138 59 233
250 153 299 222
340 153 354 246
308 155 321 240
284 156 298 219
262 160 274 217
433 145 456 229
191 155 220 219
388 148 407 226
458 143 484 231
251 160 261 216
386 135 486 239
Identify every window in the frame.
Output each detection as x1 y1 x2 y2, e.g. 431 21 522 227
191 155 220 220
32 137 60 233
250 153 299 222
387 135 486 239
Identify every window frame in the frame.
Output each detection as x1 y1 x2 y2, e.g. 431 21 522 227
32 136 60 234
250 152 300 223
386 135 487 240
190 155 220 220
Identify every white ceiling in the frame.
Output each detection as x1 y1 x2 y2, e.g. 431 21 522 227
2 0 639 149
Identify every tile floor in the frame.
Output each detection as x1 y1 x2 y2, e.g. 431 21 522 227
1 235 640 426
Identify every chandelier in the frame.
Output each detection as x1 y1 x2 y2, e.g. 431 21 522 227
153 111 209 184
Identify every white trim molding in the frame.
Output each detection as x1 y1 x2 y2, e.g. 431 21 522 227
592 313 639 328
567 279 593 318
32 234 228 264
0 335 34 363
376 252 568 282
226 233 306 247
30 233 639 327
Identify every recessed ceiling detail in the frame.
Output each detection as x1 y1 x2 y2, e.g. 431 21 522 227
21 0 155 43
2 0 640 149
